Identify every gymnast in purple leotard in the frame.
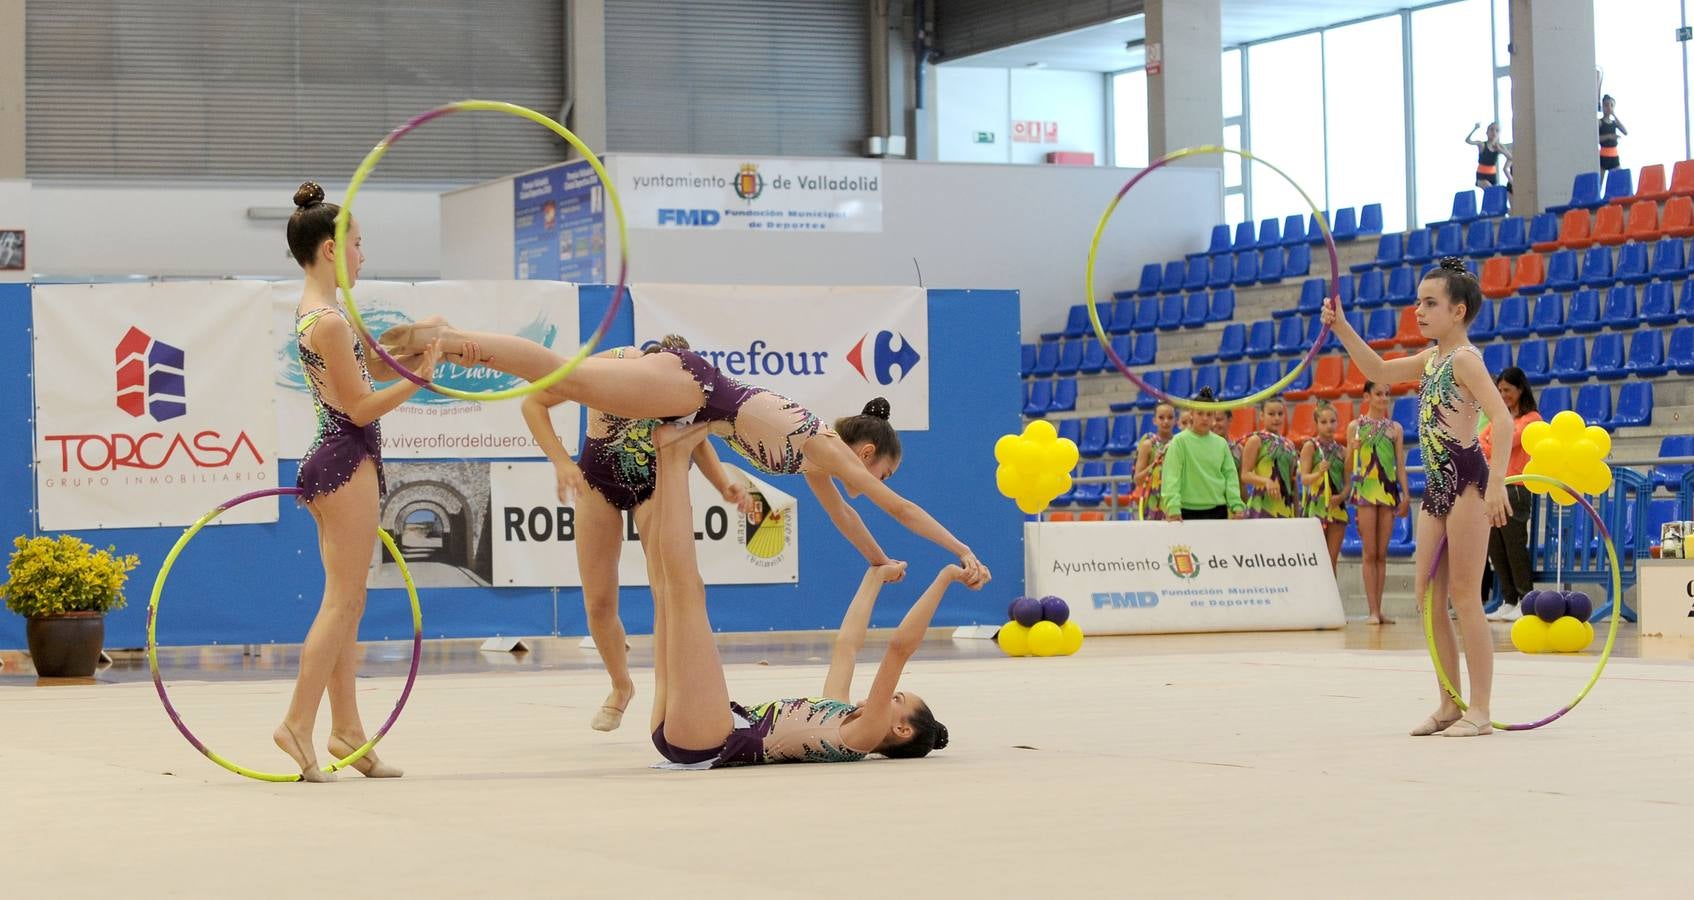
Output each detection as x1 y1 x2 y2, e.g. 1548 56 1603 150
274 182 444 782
1324 257 1514 739
375 322 991 588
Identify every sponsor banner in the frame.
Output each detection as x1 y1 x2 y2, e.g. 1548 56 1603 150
271 281 581 459
1025 519 1345 635
490 461 798 586
514 160 608 282
368 461 494 590
33 283 277 529
632 284 929 430
616 154 883 233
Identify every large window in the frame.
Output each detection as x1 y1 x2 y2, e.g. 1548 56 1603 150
1410 0 1495 228
1247 33 1326 224
1112 69 1149 168
1324 15 1408 232
1594 0 1688 175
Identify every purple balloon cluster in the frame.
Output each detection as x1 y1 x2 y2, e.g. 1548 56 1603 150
1524 589 1593 624
1008 595 1069 628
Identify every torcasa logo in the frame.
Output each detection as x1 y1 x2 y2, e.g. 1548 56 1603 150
115 326 186 422
845 331 922 385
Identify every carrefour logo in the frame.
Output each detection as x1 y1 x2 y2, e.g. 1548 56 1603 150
845 331 922 385
115 326 186 422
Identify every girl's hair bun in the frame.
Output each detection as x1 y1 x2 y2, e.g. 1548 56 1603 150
293 181 325 209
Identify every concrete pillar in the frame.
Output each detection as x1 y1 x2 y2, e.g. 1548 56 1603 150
1508 0 1597 216
1144 0 1223 170
0 0 24 178
565 0 608 155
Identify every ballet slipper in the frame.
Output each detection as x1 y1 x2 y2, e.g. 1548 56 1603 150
327 734 404 778
590 706 626 732
1410 713 1462 736
1440 716 1494 737
274 724 336 782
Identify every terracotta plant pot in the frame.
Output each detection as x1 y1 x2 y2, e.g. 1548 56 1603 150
25 612 105 678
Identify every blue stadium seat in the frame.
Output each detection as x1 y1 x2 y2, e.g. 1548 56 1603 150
1358 203 1383 235
1470 299 1496 341
1207 253 1234 289
1538 385 1571 419
1251 360 1282 395
1134 297 1161 332
1392 396 1419 442
1551 335 1588 384
1232 251 1260 286
1232 220 1257 252
1405 447 1426 498
1403 227 1434 264
1079 416 1110 458
1295 278 1325 316
1137 263 1163 296
1356 231 1402 273
1464 219 1495 258
1615 242 1649 285
1183 256 1209 292
1330 207 1359 241
1245 320 1275 359
1062 304 1093 338
1650 238 1688 281
1603 284 1638 329
1590 332 1626 379
1528 212 1560 248
1217 324 1249 362
1032 341 1059 377
1565 289 1602 333
1574 384 1611 425
1106 414 1139 455
1495 216 1529 255
1057 420 1082 447
1257 217 1282 249
1050 378 1077 413
1433 222 1464 257
1020 344 1037 378
1108 297 1137 335
1220 362 1251 401
1159 261 1186 293
1282 213 1307 246
1283 361 1313 395
1494 294 1530 338
1626 330 1668 377
1258 247 1287 283
1515 339 1550 385
1531 292 1566 336
1481 342 1511 374
1342 517 1362 555
1136 370 1166 409
1055 339 1083 376
1642 281 1679 326
1549 172 1603 213
1206 224 1232 255
1602 167 1633 205
1209 288 1236 322
1652 436 1693 488
1183 292 1209 328
1355 269 1386 308
1385 266 1416 303
1165 368 1193 400
1159 293 1186 331
1578 246 1614 288
1445 189 1479 224
1284 243 1312 279
1479 185 1509 219
1388 517 1415 557
1364 307 1397 345
1669 326 1694 374
1334 273 1356 308
1681 280 1694 321
1071 461 1108 506
1080 337 1108 374
1132 331 1158 366
1112 334 1137 367
1273 316 1304 355
1023 380 1052 416
1544 249 1580 292
1193 364 1222 398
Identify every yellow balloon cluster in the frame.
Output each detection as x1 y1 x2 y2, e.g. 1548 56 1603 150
1520 411 1612 507
997 620 1085 657
1510 615 1595 654
994 420 1081 515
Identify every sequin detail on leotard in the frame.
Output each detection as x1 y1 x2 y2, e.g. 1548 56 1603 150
662 348 830 476
577 348 662 511
713 698 869 767
1303 436 1348 523
295 307 385 501
1348 416 1402 508
1137 433 1171 521
1244 430 1298 519
1418 346 1489 519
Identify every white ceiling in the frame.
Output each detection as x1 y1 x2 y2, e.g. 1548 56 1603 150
946 0 1434 72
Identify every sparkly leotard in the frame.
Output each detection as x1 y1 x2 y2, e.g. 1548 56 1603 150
1244 430 1298 518
1418 346 1489 519
662 348 834 476
1348 416 1402 508
578 348 662 511
1138 433 1171 521
715 698 869 767
295 307 385 501
1303 436 1348 523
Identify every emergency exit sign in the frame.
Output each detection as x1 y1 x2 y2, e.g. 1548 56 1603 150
974 131 995 143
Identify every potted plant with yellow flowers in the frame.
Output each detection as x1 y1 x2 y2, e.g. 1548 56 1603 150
1 535 139 678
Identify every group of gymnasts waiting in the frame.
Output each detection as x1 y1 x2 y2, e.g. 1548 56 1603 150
267 178 1515 788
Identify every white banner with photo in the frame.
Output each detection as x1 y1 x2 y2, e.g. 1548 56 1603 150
33 282 278 529
489 460 798 586
271 280 580 459
631 284 929 430
1025 519 1346 635
615 154 883 233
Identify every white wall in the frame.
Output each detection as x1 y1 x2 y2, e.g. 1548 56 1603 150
937 66 1107 166
26 182 446 279
0 180 28 283
442 155 1221 336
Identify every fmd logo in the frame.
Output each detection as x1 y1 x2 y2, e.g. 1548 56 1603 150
114 326 186 422
658 208 721 227
1094 591 1159 609
845 331 922 385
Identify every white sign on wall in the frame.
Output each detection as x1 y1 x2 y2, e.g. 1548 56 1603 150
632 283 929 431
271 280 581 459
615 154 883 233
33 283 278 529
489 460 798 586
1025 519 1346 635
